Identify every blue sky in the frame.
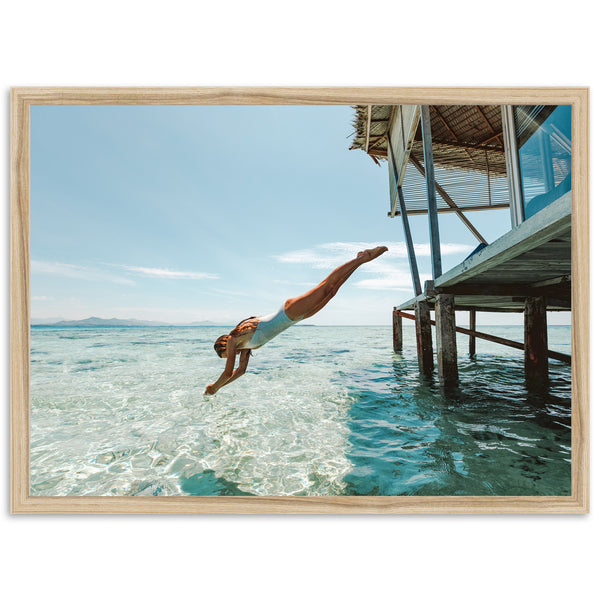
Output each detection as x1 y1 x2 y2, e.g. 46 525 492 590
30 105 566 326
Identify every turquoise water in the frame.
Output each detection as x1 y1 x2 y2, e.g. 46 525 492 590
30 325 571 496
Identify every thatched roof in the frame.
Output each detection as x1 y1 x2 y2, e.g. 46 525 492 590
350 104 506 175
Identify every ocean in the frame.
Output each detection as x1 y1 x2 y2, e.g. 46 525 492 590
30 324 572 496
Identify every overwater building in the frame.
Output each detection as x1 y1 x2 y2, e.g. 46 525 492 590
350 103 572 385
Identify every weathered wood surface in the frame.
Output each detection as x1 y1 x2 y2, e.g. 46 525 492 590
10 87 588 514
415 301 434 375
435 295 459 385
395 311 571 364
434 192 571 290
469 310 476 357
524 297 549 380
393 310 403 352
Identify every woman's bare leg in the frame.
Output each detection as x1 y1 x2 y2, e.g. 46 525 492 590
284 246 388 321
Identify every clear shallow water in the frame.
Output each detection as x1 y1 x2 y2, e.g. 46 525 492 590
30 325 571 496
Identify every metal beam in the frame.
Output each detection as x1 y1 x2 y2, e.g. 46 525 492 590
389 203 510 217
388 135 422 297
420 105 443 279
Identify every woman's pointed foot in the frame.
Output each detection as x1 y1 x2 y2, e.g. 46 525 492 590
357 246 388 262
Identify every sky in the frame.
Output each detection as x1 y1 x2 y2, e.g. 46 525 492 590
30 104 569 326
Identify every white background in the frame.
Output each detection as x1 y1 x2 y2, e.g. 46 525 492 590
1 2 597 598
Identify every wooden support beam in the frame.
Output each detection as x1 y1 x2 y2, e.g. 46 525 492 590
524 297 549 381
393 309 403 353
530 274 571 288
475 106 496 135
469 310 476 357
432 281 571 299
410 156 488 245
395 310 570 364
420 105 443 279
415 301 434 375
435 294 458 385
476 131 504 149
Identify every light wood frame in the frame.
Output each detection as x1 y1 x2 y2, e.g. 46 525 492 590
11 87 589 514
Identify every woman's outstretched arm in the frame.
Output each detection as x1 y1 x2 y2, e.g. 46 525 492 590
205 339 251 395
221 349 251 387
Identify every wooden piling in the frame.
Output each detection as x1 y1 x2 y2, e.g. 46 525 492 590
469 309 476 358
524 297 549 381
395 309 570 364
435 294 458 385
415 301 434 375
392 310 403 352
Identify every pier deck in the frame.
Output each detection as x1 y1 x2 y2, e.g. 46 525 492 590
396 192 571 314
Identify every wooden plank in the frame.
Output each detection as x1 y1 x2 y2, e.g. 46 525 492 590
420 105 443 278
10 89 31 514
435 282 570 298
531 275 571 288
435 295 459 385
434 192 571 289
415 301 434 375
524 297 549 380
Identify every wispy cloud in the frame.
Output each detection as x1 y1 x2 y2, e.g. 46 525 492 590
32 260 220 286
31 261 135 286
274 241 472 269
273 241 471 291
119 265 219 280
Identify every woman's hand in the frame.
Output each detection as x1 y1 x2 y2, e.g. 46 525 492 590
204 384 216 395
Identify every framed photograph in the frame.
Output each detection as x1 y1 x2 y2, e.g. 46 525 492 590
11 87 589 513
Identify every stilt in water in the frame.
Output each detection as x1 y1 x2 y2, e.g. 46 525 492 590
393 310 403 353
415 301 434 375
469 309 476 358
524 297 548 383
435 294 458 386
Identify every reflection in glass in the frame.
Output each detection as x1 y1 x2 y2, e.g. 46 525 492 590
514 105 571 219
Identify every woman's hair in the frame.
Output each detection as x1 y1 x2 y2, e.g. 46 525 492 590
213 335 229 358
213 316 257 358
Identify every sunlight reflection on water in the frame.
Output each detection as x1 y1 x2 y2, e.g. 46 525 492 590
30 325 571 496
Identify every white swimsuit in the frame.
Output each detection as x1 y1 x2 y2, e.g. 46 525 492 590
242 305 297 349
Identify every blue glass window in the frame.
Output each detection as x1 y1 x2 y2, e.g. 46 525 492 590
513 105 572 219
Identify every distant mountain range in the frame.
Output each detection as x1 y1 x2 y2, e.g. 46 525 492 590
31 317 233 327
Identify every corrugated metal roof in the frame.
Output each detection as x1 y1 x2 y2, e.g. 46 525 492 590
399 142 510 214
352 104 510 213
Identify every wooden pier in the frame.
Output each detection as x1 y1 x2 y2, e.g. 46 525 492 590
351 103 572 386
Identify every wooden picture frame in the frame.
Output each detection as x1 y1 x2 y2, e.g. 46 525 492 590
11 87 589 513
